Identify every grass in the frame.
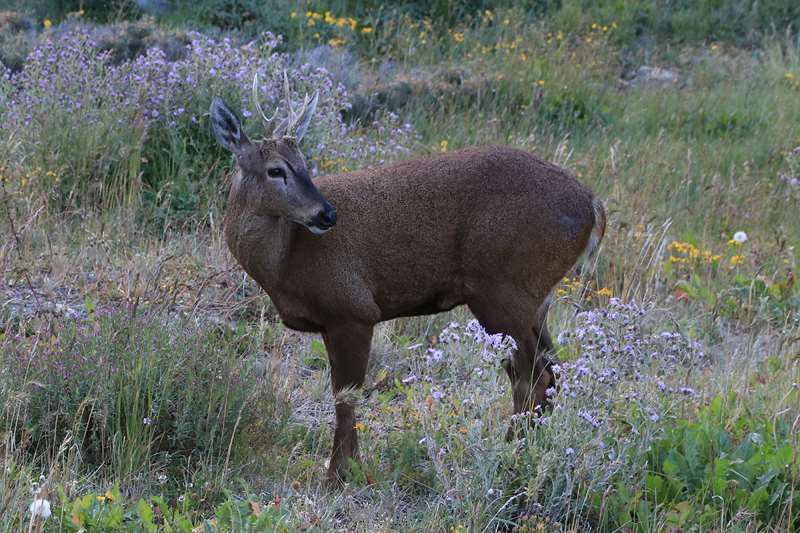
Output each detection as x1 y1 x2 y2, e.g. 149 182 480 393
1 1 800 531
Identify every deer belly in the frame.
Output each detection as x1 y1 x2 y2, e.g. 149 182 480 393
279 313 323 333
380 290 463 320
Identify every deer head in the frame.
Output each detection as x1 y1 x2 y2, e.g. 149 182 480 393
210 73 336 235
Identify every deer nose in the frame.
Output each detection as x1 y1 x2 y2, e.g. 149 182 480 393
311 204 337 231
320 205 337 227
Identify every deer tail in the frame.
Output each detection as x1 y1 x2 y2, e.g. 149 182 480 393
576 196 606 271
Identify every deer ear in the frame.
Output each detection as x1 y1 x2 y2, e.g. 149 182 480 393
210 97 249 152
294 91 319 142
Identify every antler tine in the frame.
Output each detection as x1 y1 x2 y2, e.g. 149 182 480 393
280 69 316 137
283 70 297 125
289 93 309 129
252 73 280 135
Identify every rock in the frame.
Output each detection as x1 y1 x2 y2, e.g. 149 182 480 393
343 67 492 124
629 66 679 87
297 44 361 89
137 0 173 16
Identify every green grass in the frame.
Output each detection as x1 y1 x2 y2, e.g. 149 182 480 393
1 1 800 531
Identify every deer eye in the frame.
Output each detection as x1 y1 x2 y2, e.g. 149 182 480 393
267 167 284 179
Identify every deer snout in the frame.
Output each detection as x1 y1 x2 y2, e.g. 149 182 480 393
307 203 337 234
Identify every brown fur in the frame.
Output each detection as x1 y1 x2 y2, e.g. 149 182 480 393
223 144 604 482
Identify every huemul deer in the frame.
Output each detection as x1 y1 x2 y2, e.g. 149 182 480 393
210 75 606 483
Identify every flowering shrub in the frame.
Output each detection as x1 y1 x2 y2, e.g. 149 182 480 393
434 319 517 368
379 300 711 524
554 297 707 416
0 29 416 214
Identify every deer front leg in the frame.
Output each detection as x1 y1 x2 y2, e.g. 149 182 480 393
322 322 373 484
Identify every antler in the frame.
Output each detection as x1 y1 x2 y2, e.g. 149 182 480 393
251 71 318 139
252 73 280 136
282 70 318 138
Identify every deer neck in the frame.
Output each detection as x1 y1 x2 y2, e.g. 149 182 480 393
224 207 296 294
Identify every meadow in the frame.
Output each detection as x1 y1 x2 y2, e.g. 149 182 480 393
0 0 799 530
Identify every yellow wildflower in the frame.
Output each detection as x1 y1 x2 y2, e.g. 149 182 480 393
354 422 366 431
328 37 346 48
730 255 744 266
536 79 545 86
439 139 449 152
597 287 613 297
97 490 115 503
43 19 52 29
452 32 465 43
361 26 373 34
289 11 297 19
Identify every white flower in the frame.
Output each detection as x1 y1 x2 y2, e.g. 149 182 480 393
29 499 51 519
143 417 152 425
565 447 575 456
733 231 748 244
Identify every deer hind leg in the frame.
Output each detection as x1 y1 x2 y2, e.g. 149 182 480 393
467 289 555 438
321 322 373 484
532 298 557 403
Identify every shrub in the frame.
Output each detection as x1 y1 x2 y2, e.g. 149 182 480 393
1 312 285 483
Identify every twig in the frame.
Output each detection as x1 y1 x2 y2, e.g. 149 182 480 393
1 180 40 309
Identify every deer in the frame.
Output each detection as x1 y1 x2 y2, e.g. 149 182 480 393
209 74 606 483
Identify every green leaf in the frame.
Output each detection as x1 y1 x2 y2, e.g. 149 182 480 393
84 294 97 319
770 482 788 507
151 495 170 517
746 486 769 512
709 395 723 418
137 499 154 525
663 458 679 477
310 339 326 356
645 473 665 499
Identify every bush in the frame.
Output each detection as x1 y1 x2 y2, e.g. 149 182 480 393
597 394 800 530
1 312 284 483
